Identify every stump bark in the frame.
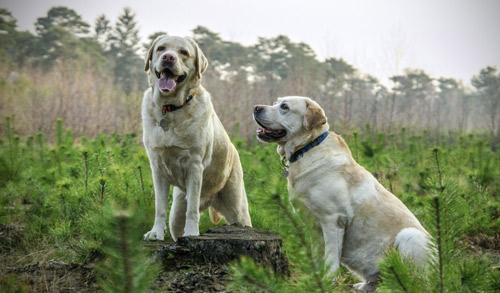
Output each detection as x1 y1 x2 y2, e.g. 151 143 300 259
148 225 289 276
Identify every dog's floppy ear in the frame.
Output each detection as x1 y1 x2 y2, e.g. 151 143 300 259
187 38 208 79
144 35 166 72
303 99 327 130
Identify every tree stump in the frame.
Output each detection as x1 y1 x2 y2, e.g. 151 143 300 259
149 225 289 276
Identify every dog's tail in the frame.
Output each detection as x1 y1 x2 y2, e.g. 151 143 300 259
395 227 434 266
209 207 222 224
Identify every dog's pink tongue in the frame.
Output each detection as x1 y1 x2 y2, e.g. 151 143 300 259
158 77 176 91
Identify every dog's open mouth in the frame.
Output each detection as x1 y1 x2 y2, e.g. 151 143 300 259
255 119 287 141
156 68 186 92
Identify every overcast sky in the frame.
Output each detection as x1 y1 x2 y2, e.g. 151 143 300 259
3 0 500 86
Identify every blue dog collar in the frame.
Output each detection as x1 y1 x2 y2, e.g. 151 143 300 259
289 131 329 163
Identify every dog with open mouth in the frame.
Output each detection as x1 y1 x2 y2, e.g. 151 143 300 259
142 35 252 241
254 96 432 291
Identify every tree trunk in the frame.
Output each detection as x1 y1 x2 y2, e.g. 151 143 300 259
148 225 290 276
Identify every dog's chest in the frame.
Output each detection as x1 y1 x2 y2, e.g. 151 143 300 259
147 116 199 149
287 165 318 204
287 161 349 216
154 148 192 186
145 118 213 187
150 124 179 148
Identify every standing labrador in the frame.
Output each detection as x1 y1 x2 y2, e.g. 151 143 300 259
253 96 432 291
142 35 251 241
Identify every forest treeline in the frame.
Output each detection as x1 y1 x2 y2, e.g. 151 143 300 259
1 6 499 147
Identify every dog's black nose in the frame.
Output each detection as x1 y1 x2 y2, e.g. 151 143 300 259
254 105 263 113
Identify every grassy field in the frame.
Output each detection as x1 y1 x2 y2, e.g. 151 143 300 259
1 117 499 291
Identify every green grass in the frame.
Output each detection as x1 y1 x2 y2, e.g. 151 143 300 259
1 118 499 291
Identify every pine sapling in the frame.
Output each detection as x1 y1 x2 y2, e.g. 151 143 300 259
83 151 89 192
389 266 408 292
56 119 64 146
434 195 444 293
96 154 105 177
37 132 46 168
378 247 423 292
98 208 159 292
272 193 326 293
137 165 145 199
433 147 445 293
99 177 106 202
353 130 359 161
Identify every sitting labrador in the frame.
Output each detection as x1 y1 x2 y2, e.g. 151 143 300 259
142 35 251 241
253 96 432 291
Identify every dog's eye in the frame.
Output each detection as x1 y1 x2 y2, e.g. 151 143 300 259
280 103 289 110
180 49 189 56
157 46 165 51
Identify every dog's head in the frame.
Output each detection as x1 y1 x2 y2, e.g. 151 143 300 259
253 96 328 144
144 35 208 96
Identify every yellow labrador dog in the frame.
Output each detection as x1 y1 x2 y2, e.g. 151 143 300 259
253 96 431 291
142 35 251 241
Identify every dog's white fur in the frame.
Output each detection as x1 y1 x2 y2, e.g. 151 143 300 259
142 35 251 241
254 96 432 291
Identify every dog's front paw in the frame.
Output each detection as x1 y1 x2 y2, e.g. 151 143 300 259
183 220 199 237
143 225 165 241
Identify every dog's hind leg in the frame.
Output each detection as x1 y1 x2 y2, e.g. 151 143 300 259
169 187 187 242
208 206 222 224
211 158 252 227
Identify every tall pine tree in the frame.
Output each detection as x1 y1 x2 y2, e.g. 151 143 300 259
34 6 91 67
94 14 111 52
108 7 143 95
472 66 500 149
